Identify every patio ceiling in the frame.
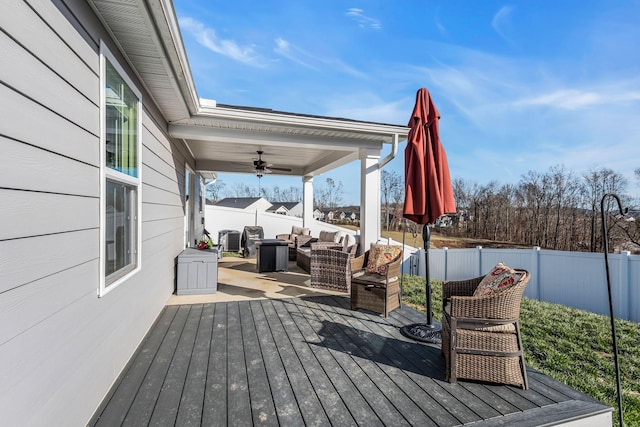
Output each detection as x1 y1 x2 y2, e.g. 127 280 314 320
89 0 409 180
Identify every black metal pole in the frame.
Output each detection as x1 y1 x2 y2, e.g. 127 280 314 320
423 224 434 326
399 223 441 343
600 193 626 427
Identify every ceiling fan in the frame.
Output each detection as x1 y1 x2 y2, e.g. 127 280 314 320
253 150 291 177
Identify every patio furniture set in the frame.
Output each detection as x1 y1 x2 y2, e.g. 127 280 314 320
273 227 404 319
266 227 532 389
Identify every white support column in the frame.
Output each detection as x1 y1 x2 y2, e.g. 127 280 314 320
302 175 314 228
359 148 381 251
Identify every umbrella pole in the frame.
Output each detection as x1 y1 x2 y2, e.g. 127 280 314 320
424 224 434 327
399 224 442 343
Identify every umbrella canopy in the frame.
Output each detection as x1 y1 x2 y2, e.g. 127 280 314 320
400 88 456 344
403 88 455 225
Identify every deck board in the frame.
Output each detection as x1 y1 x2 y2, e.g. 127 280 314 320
176 303 214 426
90 295 611 426
239 302 278 426
250 300 305 426
202 301 227 426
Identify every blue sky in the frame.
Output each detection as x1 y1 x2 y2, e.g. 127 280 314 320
174 0 640 205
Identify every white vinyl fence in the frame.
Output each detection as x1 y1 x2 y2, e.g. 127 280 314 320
206 205 639 322
409 246 640 322
205 205 354 243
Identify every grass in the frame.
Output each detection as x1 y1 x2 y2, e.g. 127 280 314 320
400 274 640 427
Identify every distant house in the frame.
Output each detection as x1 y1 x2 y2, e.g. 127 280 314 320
313 209 325 220
215 197 272 211
267 201 303 217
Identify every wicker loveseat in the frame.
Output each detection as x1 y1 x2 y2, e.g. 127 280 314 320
296 230 344 273
441 264 530 389
349 244 403 317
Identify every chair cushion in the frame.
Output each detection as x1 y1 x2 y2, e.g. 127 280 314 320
291 226 310 236
444 305 516 332
366 244 402 275
352 270 397 285
319 230 342 243
473 263 522 297
342 234 356 251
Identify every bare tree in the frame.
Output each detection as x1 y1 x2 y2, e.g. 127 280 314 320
322 178 343 210
381 169 401 231
228 181 258 198
583 167 627 252
206 179 225 203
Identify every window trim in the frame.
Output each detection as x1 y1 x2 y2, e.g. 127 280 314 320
99 41 143 297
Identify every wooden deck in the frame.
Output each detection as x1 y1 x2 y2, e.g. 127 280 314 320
89 295 611 426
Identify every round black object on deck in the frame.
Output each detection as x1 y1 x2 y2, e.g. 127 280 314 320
400 321 442 344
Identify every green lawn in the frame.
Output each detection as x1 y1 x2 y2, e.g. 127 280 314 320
400 275 640 427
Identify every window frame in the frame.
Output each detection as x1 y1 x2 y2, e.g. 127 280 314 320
99 41 143 297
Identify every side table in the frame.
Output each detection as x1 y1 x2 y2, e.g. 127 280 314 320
256 239 289 272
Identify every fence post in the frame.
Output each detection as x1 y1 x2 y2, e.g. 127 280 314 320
476 246 483 276
620 251 631 321
443 247 449 282
532 246 541 301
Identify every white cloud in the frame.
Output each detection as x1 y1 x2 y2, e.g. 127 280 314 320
272 37 366 78
517 88 640 110
322 91 409 124
273 37 316 69
179 17 267 67
346 8 382 29
491 6 515 45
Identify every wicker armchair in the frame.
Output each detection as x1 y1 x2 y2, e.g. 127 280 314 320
349 245 403 317
309 242 358 292
441 269 530 389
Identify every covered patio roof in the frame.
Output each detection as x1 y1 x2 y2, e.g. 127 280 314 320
89 0 409 180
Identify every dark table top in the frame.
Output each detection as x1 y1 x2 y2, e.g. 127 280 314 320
256 239 290 246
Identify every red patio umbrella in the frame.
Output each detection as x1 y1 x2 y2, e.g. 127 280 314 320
400 88 456 344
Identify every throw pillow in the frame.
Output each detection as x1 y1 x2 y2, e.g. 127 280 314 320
366 244 402 275
473 263 521 297
319 230 341 243
292 226 310 236
342 234 356 251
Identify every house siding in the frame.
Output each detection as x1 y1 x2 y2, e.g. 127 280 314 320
0 1 198 425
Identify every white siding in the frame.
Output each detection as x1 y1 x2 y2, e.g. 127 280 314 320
0 1 197 425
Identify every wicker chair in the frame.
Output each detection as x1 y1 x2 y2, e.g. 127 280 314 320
309 242 358 292
276 226 311 260
441 269 530 389
349 245 403 317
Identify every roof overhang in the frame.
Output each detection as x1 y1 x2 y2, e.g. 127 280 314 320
89 0 409 178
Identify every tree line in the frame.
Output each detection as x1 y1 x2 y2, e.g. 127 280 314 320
382 165 640 254
206 177 345 211
207 165 639 253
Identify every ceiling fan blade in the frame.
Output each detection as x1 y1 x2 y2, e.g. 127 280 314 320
269 166 292 172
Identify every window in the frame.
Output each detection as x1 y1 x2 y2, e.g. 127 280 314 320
100 43 142 296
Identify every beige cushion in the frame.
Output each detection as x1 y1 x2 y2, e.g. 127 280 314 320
291 226 310 236
352 270 397 285
365 244 402 275
444 305 516 332
473 263 522 297
342 234 356 251
319 230 341 243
